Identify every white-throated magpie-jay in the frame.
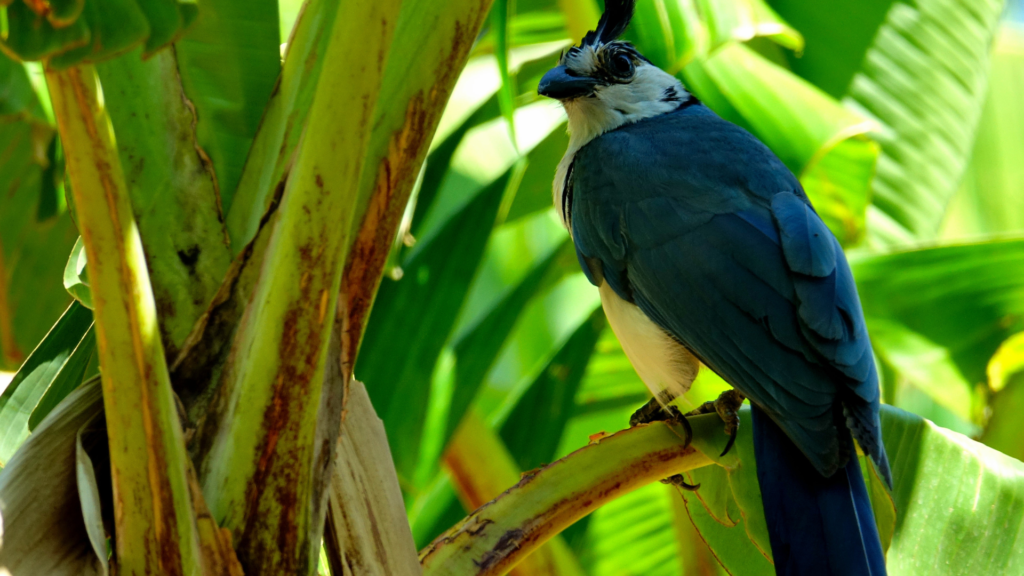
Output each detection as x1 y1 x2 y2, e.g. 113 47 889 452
537 2 891 575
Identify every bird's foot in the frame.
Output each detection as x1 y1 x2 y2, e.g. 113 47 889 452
661 474 700 491
630 396 699 490
685 389 746 457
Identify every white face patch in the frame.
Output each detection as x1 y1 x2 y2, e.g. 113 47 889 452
551 43 692 227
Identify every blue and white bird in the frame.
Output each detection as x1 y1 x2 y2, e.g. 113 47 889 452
537 2 891 575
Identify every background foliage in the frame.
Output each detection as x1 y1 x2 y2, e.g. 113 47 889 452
2 0 1024 574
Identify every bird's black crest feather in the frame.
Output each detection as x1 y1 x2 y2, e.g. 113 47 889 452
581 0 635 46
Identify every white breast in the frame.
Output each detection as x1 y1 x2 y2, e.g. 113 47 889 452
599 282 700 407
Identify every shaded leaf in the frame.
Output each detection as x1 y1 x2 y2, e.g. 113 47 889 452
868 317 975 423
981 371 1024 463
174 0 281 212
1 1 91 61
47 0 149 69
96 48 233 358
770 0 896 98
75 411 110 576
28 330 95 431
499 306 605 471
445 240 572 442
359 174 509 484
0 55 74 371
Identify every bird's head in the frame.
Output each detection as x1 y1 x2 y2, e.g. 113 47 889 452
538 0 693 146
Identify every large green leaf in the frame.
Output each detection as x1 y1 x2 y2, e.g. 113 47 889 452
96 48 233 358
586 483 683 576
0 301 93 465
174 0 281 213
0 0 196 65
941 26 1024 239
845 0 1006 246
883 406 1024 575
678 405 1023 576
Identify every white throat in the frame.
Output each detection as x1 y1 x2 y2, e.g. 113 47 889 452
552 63 687 228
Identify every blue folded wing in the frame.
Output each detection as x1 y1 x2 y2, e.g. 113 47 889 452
569 105 888 481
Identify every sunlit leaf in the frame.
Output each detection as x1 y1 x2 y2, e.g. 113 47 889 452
0 301 93 465
845 0 1006 247
628 0 802 73
941 26 1024 240
987 331 1024 394
63 237 92 310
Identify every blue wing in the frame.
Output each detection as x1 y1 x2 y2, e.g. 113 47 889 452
570 104 888 481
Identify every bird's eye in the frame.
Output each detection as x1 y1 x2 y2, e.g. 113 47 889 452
610 53 634 78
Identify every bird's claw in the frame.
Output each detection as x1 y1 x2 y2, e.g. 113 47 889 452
662 474 700 491
630 396 697 488
685 389 745 457
629 398 693 447
629 393 680 427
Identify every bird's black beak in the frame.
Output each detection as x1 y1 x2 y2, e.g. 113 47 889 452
538 65 598 100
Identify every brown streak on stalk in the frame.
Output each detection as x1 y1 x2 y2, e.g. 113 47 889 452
171 180 285 433
63 67 185 573
339 6 487 378
235 209 334 569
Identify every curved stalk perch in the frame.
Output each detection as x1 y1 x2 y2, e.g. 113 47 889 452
420 414 726 576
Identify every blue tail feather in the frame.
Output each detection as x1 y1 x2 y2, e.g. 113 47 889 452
751 405 887 576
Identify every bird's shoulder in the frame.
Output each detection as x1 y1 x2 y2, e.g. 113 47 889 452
571 104 801 208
